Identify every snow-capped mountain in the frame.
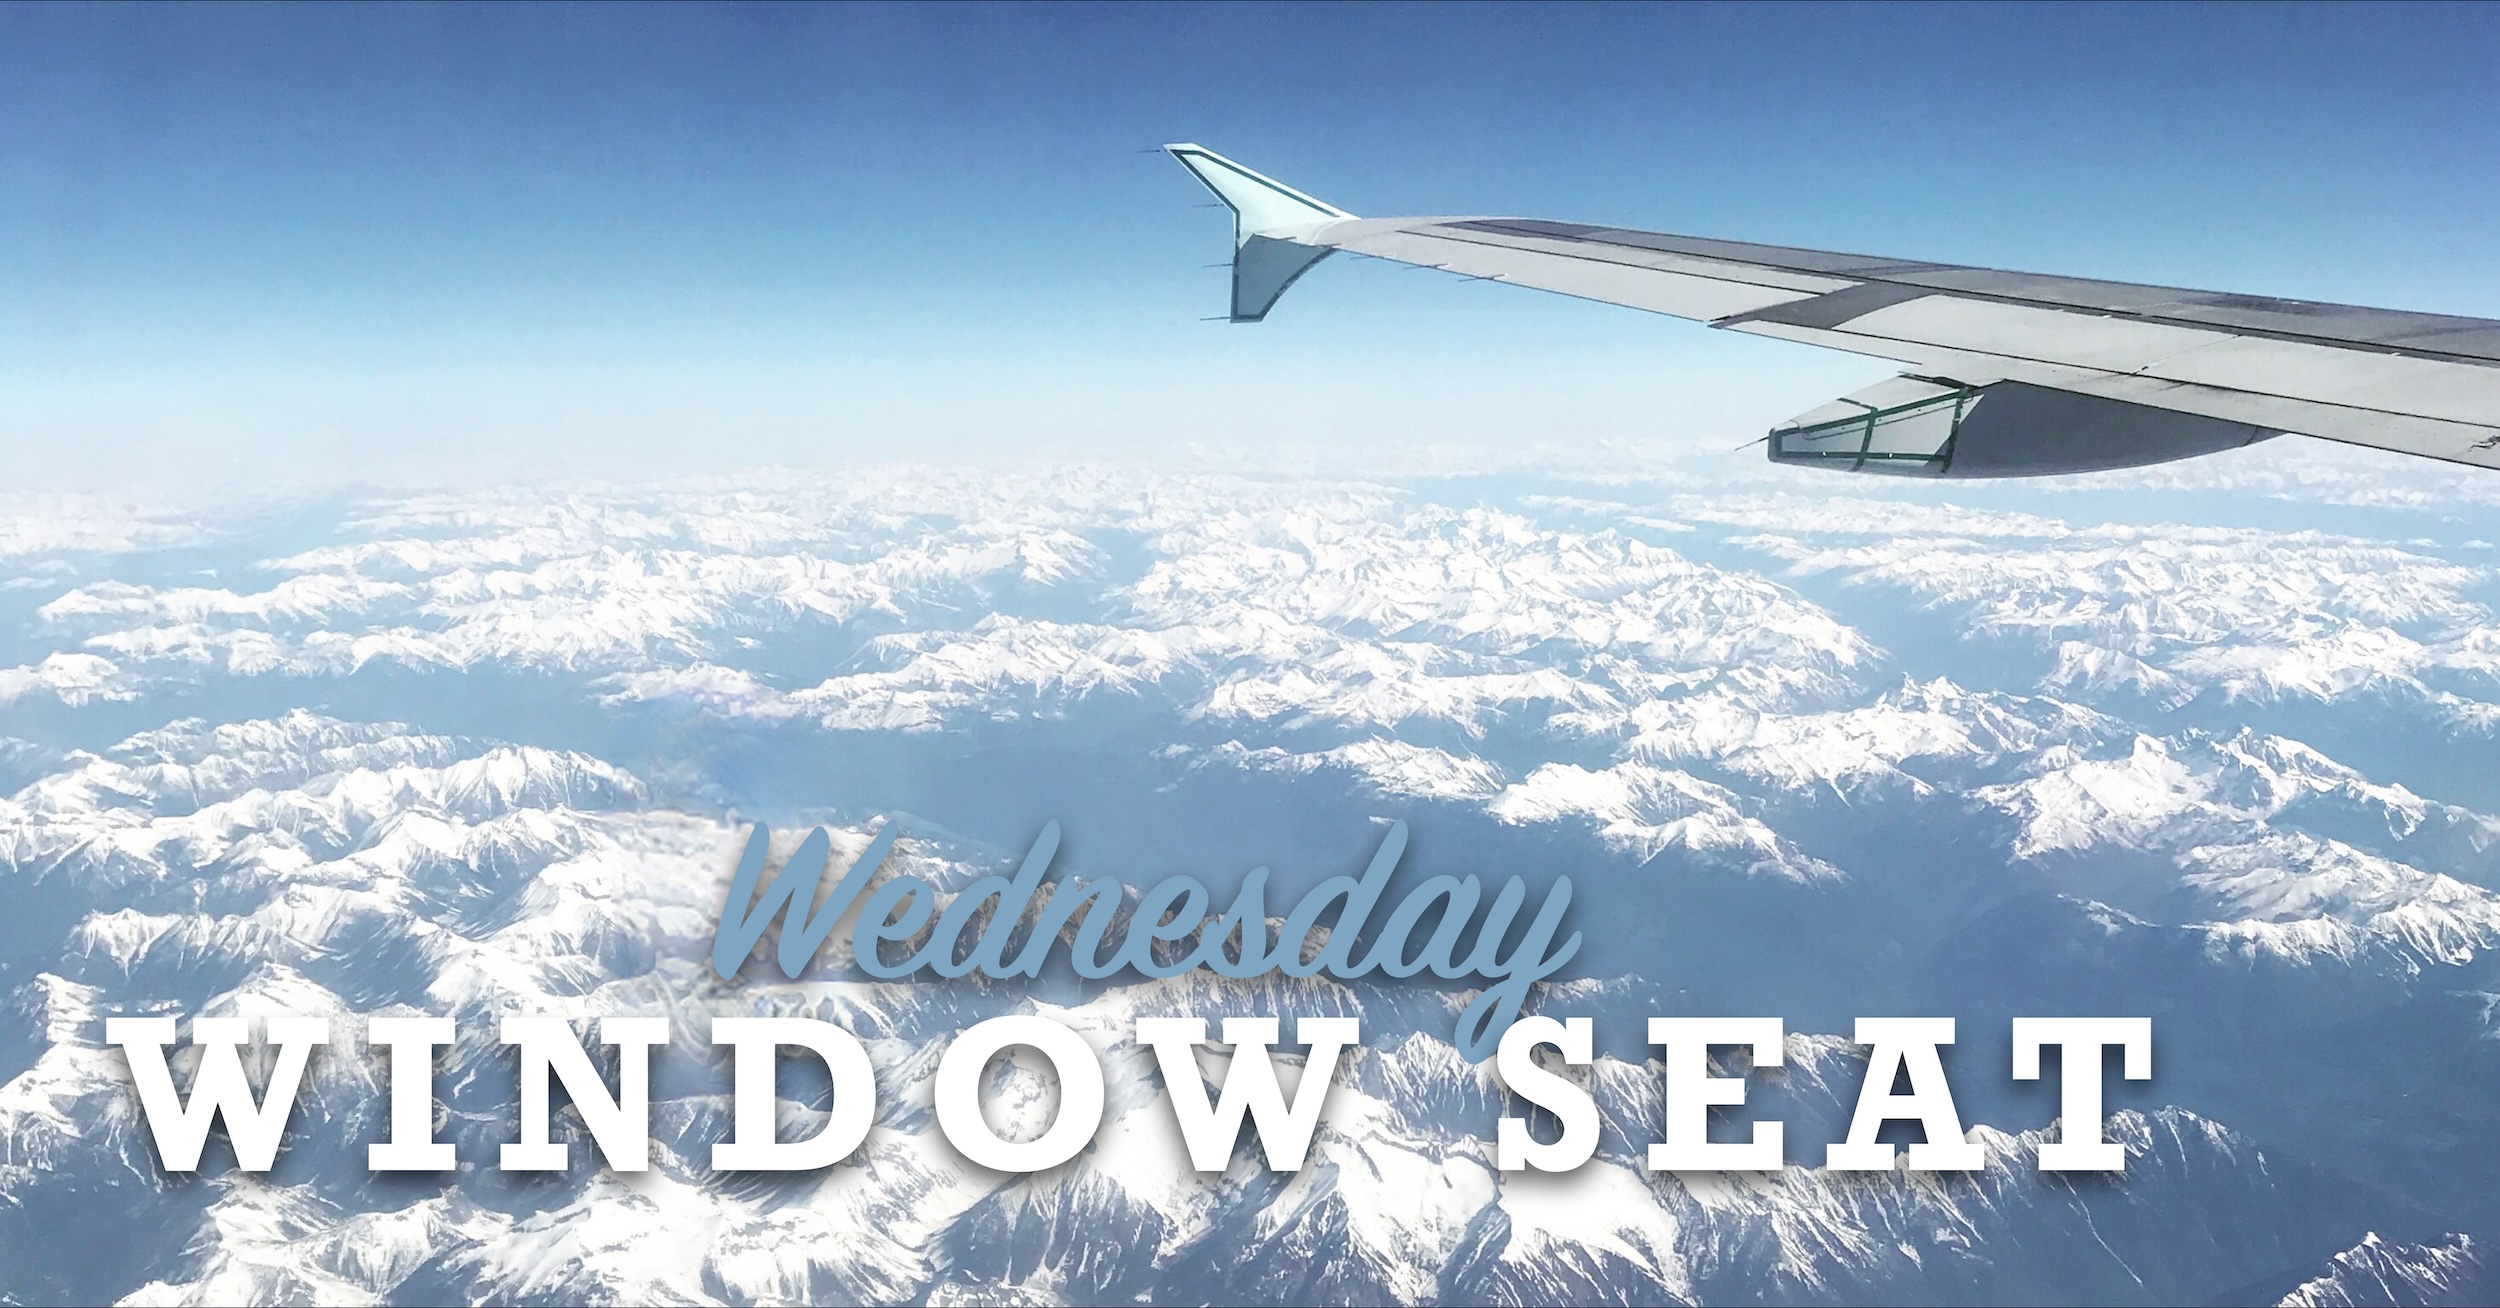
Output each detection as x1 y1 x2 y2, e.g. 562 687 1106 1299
2270 1233 2495 1307
4 447 2496 1303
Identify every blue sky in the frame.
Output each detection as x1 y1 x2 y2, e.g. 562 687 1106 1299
6 2 2499 490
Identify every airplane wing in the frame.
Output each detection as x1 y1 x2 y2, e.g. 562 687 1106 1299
1165 143 2500 478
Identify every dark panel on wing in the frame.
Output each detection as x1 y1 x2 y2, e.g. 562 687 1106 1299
1716 282 1935 330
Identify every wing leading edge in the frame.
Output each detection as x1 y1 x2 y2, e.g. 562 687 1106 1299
1164 143 2500 476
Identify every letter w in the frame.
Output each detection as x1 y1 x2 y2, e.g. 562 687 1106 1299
1138 1016 1356 1171
713 822 897 979
108 1016 329 1171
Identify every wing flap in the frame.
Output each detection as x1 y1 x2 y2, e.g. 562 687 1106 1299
1730 297 2500 435
1797 297 2238 374
2137 338 2500 427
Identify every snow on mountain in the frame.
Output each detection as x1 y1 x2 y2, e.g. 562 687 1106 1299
2275 1233 2495 1308
726 491 1871 751
0 652 141 708
0 714 2423 1305
1727 519 2483 657
1198 739 1509 804
1616 676 2116 802
2183 836 2500 972
17 472 2494 989
1489 761 1836 880
2040 639 2194 707
1707 496 2497 723
25 479 1870 739
37 483 1120 680
1964 724 2500 977
8 463 2500 1303
1986 728 2500 862
0 493 204 561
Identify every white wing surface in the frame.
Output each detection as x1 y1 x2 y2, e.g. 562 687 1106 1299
1167 143 2500 477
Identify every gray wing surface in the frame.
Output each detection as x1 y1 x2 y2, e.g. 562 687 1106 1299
1168 143 2500 473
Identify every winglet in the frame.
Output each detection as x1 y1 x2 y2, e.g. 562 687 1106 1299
1164 144 1354 322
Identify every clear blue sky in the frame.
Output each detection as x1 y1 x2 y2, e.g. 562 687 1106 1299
6 2 2498 489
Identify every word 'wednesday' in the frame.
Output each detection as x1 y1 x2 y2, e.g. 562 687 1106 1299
106 1013 2152 1176
711 819 1576 1062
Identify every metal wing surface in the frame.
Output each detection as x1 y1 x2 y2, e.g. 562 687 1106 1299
1167 143 2500 475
